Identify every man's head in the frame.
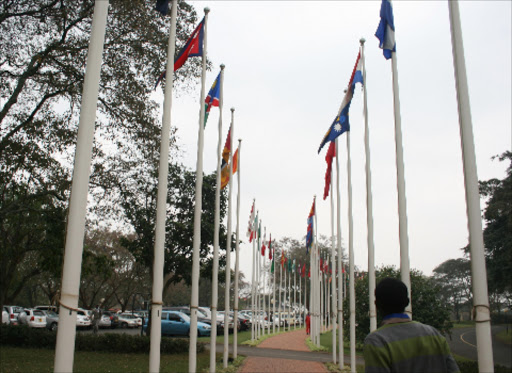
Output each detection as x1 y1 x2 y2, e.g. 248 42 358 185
375 277 409 316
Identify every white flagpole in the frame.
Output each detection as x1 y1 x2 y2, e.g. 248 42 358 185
223 108 235 369
330 177 337 364
189 8 210 373
448 2 494 371
54 2 109 372
298 265 302 329
256 218 261 339
272 247 276 334
335 138 344 369
360 39 377 333
233 138 241 359
288 258 292 332
313 199 320 345
387 1 412 315
320 261 324 333
262 227 267 336
149 1 179 371
294 260 297 330
209 64 224 373
279 251 283 333
251 209 256 341
346 130 356 373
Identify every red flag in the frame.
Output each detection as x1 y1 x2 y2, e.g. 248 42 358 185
308 266 311 278
268 234 272 260
301 264 306 278
323 141 336 200
320 258 323 272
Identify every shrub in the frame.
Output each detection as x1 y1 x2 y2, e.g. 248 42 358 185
0 325 204 354
455 358 512 373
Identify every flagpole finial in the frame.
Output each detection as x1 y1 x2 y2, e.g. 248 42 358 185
360 38 366 45
204 7 210 14
238 138 242 143
231 107 235 112
220 64 225 70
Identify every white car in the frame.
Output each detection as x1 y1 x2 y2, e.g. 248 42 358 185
2 307 9 325
19 309 47 328
76 308 91 328
118 313 141 328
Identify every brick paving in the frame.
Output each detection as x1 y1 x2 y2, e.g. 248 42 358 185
237 329 328 373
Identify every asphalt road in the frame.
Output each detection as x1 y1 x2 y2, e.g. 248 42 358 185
448 325 511 368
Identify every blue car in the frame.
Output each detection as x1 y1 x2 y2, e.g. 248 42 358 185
143 311 211 337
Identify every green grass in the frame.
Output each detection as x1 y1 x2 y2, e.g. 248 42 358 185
452 321 476 329
319 330 363 356
197 330 252 345
0 346 212 373
496 326 512 345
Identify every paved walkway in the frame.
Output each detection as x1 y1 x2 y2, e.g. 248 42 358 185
237 329 329 373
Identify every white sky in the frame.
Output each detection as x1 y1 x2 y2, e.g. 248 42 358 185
159 1 511 280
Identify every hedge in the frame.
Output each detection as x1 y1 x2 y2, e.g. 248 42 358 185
0 325 204 354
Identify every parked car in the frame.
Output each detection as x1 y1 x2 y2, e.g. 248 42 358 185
217 311 239 333
2 307 9 325
102 311 119 328
98 313 111 328
237 313 251 331
143 311 211 337
118 313 141 328
167 306 225 334
34 305 59 313
18 309 47 328
76 308 91 328
4 305 23 326
42 310 59 331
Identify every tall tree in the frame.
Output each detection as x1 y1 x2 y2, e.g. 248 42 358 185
0 0 203 310
478 151 512 296
433 258 472 321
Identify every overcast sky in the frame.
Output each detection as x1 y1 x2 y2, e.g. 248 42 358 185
156 1 511 281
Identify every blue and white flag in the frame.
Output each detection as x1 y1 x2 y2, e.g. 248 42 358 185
318 52 363 153
375 0 396 60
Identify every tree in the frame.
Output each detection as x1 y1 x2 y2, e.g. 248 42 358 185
432 258 472 321
120 163 232 296
478 151 512 296
0 0 203 311
344 266 453 344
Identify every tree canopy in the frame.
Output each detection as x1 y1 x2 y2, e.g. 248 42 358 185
0 0 206 309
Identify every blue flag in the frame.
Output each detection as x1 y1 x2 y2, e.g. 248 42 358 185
375 0 396 60
318 52 362 153
155 0 169 15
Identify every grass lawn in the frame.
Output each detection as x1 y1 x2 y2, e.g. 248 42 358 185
0 346 212 373
197 330 252 345
452 321 476 329
496 326 512 345
319 330 363 356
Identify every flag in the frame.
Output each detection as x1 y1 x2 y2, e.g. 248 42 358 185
204 72 221 126
320 258 324 273
301 263 306 278
375 0 396 60
261 230 266 257
271 256 275 274
306 197 315 254
268 234 272 260
280 251 286 269
323 141 336 200
220 126 235 189
308 266 311 278
288 256 292 272
247 200 255 242
155 18 205 88
155 0 169 15
318 52 363 153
